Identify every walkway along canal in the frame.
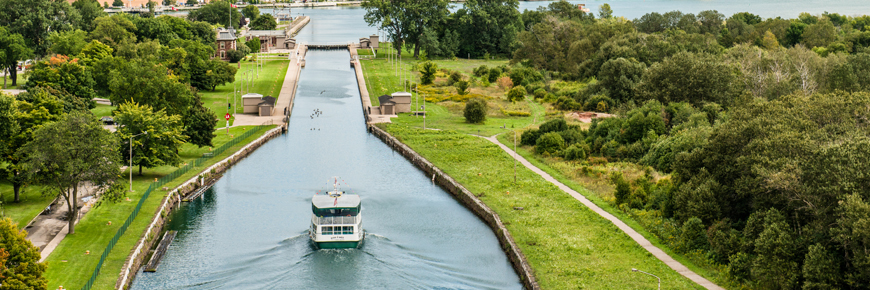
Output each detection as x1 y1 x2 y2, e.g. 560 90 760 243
129 50 522 289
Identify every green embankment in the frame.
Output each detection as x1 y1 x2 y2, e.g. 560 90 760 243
381 125 702 289
43 125 276 290
199 59 289 125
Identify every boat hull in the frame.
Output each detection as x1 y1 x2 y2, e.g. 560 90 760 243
315 241 361 249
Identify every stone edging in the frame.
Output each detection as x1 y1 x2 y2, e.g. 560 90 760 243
115 126 285 289
369 126 540 290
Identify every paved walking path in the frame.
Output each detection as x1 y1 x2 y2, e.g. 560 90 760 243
231 45 306 127
483 135 724 290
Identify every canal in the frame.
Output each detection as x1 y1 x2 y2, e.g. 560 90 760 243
129 48 522 288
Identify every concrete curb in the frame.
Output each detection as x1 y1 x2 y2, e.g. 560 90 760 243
369 126 540 290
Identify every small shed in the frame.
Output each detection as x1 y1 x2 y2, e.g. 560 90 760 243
242 93 264 114
258 96 276 116
359 38 370 49
284 38 296 49
369 34 379 49
378 95 395 115
390 91 412 113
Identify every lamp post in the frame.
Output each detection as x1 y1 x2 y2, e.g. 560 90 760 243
632 268 661 290
128 131 147 192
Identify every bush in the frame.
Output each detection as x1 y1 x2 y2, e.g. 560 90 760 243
521 129 541 146
488 67 502 83
562 143 588 160
539 118 567 133
678 217 710 253
473 65 489 77
464 97 487 123
455 80 469 95
559 128 585 145
420 62 437 85
507 85 526 102
226 49 246 63
497 76 513 90
555 96 583 111
584 94 614 112
610 172 631 205
533 88 547 99
448 71 463 85
535 132 565 154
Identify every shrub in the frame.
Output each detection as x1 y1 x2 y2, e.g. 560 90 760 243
455 80 469 95
226 49 246 63
473 65 489 77
448 71 463 85
539 118 567 133
488 67 501 83
533 88 547 99
559 128 585 145
463 97 487 123
678 217 710 253
521 129 541 146
584 94 614 111
562 143 588 161
610 172 631 205
497 76 513 90
555 96 583 111
420 62 437 85
535 132 565 154
507 85 526 102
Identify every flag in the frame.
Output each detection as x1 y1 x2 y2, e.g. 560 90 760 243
333 197 337 206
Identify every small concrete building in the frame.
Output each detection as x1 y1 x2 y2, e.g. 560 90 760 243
242 93 264 114
390 91 412 113
369 34 379 49
258 96 276 116
246 30 287 52
378 95 395 115
215 28 237 61
284 38 296 49
359 38 370 49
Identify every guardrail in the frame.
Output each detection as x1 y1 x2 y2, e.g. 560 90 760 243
80 123 271 290
311 214 359 225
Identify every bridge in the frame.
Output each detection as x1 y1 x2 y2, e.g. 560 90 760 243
306 43 354 50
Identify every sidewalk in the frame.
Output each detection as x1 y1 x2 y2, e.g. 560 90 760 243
232 45 306 127
483 135 724 290
25 184 98 262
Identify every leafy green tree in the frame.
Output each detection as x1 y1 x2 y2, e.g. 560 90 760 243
190 21 216 45
635 12 667 33
562 143 587 160
802 19 837 49
112 0 123 6
115 102 186 175
362 0 450 59
0 93 16 159
1 88 63 202
463 97 487 123
597 57 645 103
451 0 521 58
201 59 237 91
535 132 565 155
0 217 47 289
0 0 79 57
108 60 195 116
162 0 175 6
832 194 870 288
507 85 525 102
246 37 261 53
419 62 437 85
24 55 97 111
187 0 242 29
134 16 179 45
454 80 469 95
785 21 807 47
72 0 106 31
183 96 216 147
227 49 246 63
186 0 196 5
88 14 138 50
77 39 114 67
698 10 724 35
0 26 31 88
48 29 88 56
250 14 277 30
19 112 121 234
638 52 739 106
598 3 612 19
242 5 259 20
802 243 841 289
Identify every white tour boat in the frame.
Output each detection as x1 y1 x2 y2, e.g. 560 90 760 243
308 178 364 249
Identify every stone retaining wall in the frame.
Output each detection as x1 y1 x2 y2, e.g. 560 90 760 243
115 125 286 289
369 125 540 290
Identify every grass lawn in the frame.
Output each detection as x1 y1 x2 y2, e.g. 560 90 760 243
0 181 56 227
1 73 27 89
90 104 116 118
43 125 276 290
199 59 289 125
381 125 702 289
495 133 736 288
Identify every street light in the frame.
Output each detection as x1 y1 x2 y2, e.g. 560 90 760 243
632 268 661 290
128 131 148 192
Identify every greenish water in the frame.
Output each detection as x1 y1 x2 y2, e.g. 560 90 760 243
129 50 522 289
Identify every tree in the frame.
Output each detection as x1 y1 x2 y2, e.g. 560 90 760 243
0 218 47 289
189 21 216 45
463 97 487 123
227 49 246 63
1 88 64 203
454 80 469 95
452 0 522 58
598 3 612 19
598 57 646 103
698 10 724 35
108 60 195 116
49 29 88 56
72 0 107 31
112 0 123 6
250 14 277 30
535 132 565 154
19 112 121 234
507 85 525 102
638 52 739 106
362 0 450 59
0 26 32 88
186 0 196 5
24 55 97 111
201 59 237 91
114 102 185 175
77 39 114 67
0 93 17 159
88 14 138 50
0 0 79 57
419 61 437 85
187 0 242 29
802 19 837 48
246 37 261 53
242 5 259 20
162 0 175 6
183 96 216 148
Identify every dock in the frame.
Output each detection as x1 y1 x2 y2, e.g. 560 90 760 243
143 231 177 272
182 178 217 202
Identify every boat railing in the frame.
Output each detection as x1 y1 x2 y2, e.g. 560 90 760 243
312 214 359 225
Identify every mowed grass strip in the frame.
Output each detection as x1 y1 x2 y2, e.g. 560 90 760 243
381 125 702 289
0 182 55 227
200 59 289 124
44 125 276 290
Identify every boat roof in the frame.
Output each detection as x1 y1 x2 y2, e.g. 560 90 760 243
312 194 360 208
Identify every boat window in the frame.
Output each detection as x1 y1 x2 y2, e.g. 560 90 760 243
342 226 353 234
322 226 332 235
312 205 360 217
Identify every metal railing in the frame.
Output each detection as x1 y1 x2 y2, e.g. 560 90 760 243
81 123 271 290
311 214 359 225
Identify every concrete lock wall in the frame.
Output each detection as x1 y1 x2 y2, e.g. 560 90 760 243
369 126 540 290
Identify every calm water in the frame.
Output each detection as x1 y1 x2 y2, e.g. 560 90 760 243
129 50 521 289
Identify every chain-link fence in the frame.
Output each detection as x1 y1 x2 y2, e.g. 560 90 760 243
81 123 271 290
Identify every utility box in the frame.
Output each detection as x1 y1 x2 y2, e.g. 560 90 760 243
369 34 379 49
242 93 264 114
390 91 412 113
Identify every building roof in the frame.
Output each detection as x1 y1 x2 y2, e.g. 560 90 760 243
378 95 395 106
217 31 236 41
259 96 276 106
391 91 412 97
242 93 263 99
247 30 286 37
312 194 361 209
